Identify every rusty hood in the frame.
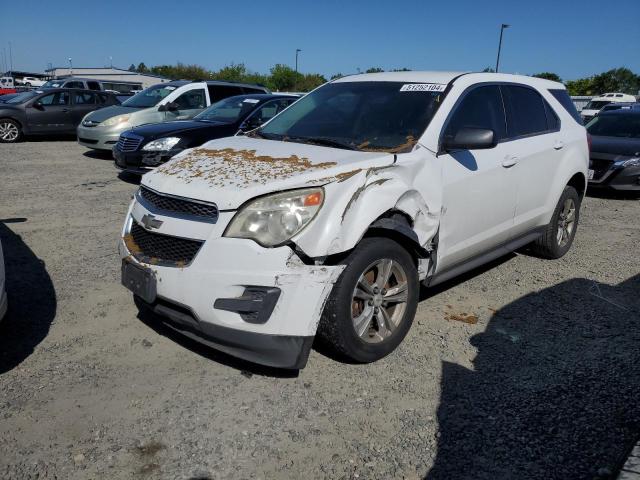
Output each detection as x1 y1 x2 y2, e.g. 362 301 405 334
142 136 394 210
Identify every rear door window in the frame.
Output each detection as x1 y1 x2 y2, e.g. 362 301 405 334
444 85 507 142
74 91 96 105
208 85 244 102
87 81 101 91
64 81 85 89
549 89 583 124
502 85 549 138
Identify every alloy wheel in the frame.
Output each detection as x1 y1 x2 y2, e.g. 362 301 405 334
351 258 409 343
0 121 19 142
557 198 576 247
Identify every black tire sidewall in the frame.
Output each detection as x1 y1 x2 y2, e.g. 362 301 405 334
329 237 418 363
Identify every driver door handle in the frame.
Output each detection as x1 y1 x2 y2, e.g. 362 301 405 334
502 155 519 168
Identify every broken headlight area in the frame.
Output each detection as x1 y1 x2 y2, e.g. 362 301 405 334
224 188 324 247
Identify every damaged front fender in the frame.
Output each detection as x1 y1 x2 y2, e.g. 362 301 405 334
293 148 443 259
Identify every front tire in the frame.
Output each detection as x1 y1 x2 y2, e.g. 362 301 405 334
531 185 580 259
0 119 21 143
317 237 419 363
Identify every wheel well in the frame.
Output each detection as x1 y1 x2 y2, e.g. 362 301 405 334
567 172 586 198
363 210 428 266
0 117 22 129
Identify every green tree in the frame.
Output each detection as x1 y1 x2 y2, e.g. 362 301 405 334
330 73 344 80
590 68 640 95
482 67 495 73
533 72 562 82
565 77 596 96
391 67 412 72
211 63 248 82
136 62 148 73
268 64 298 91
128 64 136 72
297 73 327 91
365 67 384 73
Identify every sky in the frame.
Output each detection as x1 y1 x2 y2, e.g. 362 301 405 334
1 0 639 81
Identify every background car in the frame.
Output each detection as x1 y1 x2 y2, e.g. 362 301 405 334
41 77 103 91
113 94 299 174
19 77 46 87
77 80 270 152
586 107 640 191
0 239 5 322
581 92 637 124
0 88 120 143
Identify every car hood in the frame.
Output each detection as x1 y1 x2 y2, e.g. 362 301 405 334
130 120 225 140
143 136 394 210
591 135 640 157
85 105 143 122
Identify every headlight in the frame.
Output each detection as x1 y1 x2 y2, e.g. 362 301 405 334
224 188 324 247
142 137 181 151
101 114 130 127
617 157 640 168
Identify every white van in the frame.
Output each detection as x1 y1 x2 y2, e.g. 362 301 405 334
581 92 637 123
119 71 589 369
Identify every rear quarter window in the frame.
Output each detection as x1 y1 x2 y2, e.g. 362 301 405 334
549 89 583 124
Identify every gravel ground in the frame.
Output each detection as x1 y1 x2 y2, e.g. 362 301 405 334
0 140 639 480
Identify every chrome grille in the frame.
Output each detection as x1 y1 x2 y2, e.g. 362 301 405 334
126 222 203 266
138 186 218 221
116 133 143 152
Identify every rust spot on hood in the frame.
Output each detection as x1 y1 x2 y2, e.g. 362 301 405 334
156 148 337 187
358 135 417 154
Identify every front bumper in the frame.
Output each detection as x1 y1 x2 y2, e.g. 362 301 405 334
77 124 126 151
113 146 183 174
119 199 344 368
589 163 640 191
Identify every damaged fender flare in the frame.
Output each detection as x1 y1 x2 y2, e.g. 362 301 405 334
369 214 431 258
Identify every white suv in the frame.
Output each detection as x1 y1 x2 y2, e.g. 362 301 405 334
119 72 588 369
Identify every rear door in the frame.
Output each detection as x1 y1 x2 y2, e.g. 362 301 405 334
437 84 517 271
72 91 99 127
26 91 73 133
501 85 563 235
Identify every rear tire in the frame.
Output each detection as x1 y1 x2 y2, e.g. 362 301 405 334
0 119 21 143
531 185 580 259
316 237 419 363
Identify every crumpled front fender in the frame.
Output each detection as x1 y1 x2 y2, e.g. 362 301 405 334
294 148 442 258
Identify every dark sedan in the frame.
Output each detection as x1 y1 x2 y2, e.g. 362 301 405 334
586 107 640 192
0 89 120 142
113 94 298 174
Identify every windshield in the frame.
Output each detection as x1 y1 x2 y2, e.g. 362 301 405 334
583 101 610 111
195 96 259 123
121 84 178 108
258 81 446 152
586 114 640 138
42 80 64 88
6 91 39 104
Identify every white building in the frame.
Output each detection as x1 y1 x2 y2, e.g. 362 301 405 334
44 67 171 90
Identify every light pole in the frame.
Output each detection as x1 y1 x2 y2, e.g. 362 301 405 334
495 23 510 73
68 57 73 75
294 48 301 90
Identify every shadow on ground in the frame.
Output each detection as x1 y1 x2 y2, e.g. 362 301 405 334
427 274 640 480
82 149 114 160
0 220 57 375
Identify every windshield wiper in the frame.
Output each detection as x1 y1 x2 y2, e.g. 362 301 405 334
287 136 357 151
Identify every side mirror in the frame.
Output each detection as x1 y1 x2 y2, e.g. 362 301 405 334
32 101 44 110
442 127 496 151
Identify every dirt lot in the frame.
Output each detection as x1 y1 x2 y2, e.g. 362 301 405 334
1 140 639 480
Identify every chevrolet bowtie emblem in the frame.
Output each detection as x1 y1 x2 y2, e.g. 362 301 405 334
141 214 163 230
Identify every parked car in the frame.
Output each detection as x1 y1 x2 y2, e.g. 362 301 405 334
581 93 637 124
599 102 638 113
0 76 16 96
0 239 6 322
42 77 103 91
19 77 46 87
0 88 120 142
119 71 588 369
77 81 271 152
114 94 299 174
585 107 640 191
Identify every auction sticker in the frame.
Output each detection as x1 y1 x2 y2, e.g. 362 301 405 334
400 83 446 92
243 98 260 103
